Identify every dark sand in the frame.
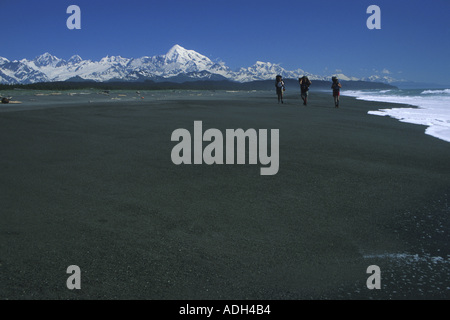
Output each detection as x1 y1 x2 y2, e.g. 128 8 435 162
0 90 449 299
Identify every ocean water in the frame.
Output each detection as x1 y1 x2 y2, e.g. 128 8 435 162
342 89 450 143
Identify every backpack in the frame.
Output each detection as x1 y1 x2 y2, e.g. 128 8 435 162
300 78 310 91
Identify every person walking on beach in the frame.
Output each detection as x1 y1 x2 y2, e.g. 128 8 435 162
331 76 342 108
275 75 285 104
299 76 311 106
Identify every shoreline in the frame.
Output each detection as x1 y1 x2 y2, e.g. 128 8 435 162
341 88 450 144
0 91 449 299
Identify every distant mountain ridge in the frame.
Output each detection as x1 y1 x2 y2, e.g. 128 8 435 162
0 44 403 85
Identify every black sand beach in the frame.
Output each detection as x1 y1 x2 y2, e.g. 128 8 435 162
0 90 449 300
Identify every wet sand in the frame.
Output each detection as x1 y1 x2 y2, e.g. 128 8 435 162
0 90 449 299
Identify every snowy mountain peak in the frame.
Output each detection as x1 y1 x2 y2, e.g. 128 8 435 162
166 44 193 57
362 75 398 84
167 44 185 53
332 73 360 81
0 57 9 65
164 44 211 64
36 52 53 59
33 52 61 67
99 55 130 65
68 55 82 64
165 45 186 60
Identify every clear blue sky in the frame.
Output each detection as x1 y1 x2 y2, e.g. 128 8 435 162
1 0 449 84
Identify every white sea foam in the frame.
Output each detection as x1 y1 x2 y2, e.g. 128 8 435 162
342 89 450 143
421 89 450 95
363 253 450 264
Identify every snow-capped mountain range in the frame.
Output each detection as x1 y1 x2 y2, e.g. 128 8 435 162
0 45 399 85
